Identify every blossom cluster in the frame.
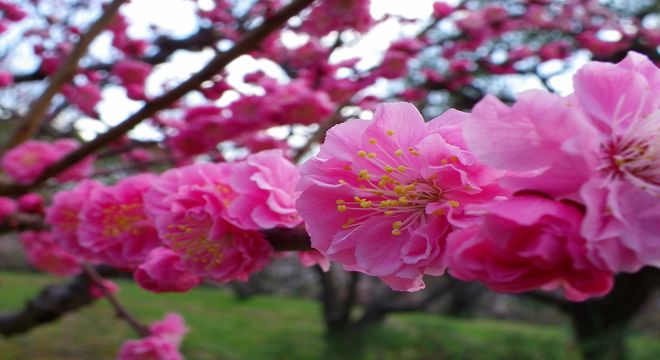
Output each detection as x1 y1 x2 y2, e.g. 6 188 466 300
44 150 305 290
297 52 659 301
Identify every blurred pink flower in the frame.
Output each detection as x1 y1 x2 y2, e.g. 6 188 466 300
134 247 202 293
1 140 59 184
0 196 17 223
17 193 44 214
46 180 104 262
20 231 81 277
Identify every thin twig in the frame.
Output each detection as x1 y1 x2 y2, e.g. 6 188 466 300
81 263 150 337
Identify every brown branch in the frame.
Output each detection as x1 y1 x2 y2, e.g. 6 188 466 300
0 0 317 198
82 263 149 337
0 266 118 337
1 0 127 154
262 227 312 251
13 27 222 83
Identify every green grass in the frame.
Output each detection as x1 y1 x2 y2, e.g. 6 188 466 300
0 271 658 360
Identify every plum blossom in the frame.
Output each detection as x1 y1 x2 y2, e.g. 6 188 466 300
447 196 614 301
1 141 59 184
463 52 660 273
226 150 302 229
46 180 103 261
134 247 202 293
0 139 94 184
20 231 81 276
144 163 273 283
17 193 44 214
118 313 187 360
302 0 373 36
77 174 161 269
0 196 16 223
296 103 507 291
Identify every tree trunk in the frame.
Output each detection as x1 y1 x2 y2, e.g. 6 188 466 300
565 267 660 360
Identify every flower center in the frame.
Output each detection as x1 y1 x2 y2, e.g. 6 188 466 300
601 110 660 195
334 133 461 236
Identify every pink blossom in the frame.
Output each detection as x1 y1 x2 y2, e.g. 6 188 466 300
149 313 188 346
462 52 660 273
20 231 81 276
573 53 660 272
298 250 331 272
538 40 572 61
1 140 59 184
113 59 152 85
134 247 202 293
302 0 373 37
144 163 273 283
0 196 17 223
0 71 13 87
117 337 183 360
113 59 152 100
89 279 119 299
432 2 454 19
77 174 161 269
447 196 613 301
296 103 507 291
61 83 102 117
269 80 334 126
17 193 44 214
46 180 104 262
226 150 302 229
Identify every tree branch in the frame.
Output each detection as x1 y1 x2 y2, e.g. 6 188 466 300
0 266 118 337
1 0 127 154
82 263 149 337
0 0 317 197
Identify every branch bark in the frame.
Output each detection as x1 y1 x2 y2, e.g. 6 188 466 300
0 266 119 337
1 0 127 154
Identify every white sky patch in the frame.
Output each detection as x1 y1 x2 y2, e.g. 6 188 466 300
122 0 198 38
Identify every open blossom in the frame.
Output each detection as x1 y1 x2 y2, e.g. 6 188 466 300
134 247 202 293
447 196 613 301
302 0 373 36
1 141 59 184
296 103 507 291
118 313 187 360
77 174 161 269
463 52 660 273
17 193 44 214
144 163 273 283
112 59 152 100
226 150 302 229
46 180 103 261
0 139 94 184
20 231 80 276
61 83 102 116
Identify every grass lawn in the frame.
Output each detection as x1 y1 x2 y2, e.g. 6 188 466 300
0 271 658 359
